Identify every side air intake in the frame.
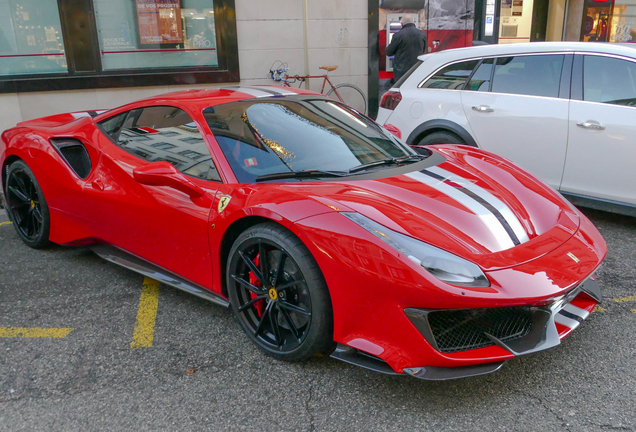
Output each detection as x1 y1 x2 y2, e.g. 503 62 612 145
50 138 92 179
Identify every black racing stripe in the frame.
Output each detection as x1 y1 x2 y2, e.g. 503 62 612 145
422 169 521 246
558 309 584 323
87 111 99 117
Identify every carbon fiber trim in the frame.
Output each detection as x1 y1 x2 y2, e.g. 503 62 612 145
404 361 506 380
405 276 601 357
91 244 230 307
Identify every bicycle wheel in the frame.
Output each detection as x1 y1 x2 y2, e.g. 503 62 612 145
326 83 367 115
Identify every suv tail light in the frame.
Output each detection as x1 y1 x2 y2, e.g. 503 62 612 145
380 90 402 110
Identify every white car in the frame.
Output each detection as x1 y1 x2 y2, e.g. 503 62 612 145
377 42 636 217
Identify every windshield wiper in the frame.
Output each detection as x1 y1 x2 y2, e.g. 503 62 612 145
255 169 349 182
348 154 427 173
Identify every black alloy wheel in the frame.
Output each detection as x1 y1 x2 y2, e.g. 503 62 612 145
227 223 333 361
4 160 51 248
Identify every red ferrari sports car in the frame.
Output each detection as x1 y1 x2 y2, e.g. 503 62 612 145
1 87 606 380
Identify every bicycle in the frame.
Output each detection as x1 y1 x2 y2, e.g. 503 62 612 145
269 61 368 115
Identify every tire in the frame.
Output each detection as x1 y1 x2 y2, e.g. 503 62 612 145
4 160 51 248
227 222 333 362
327 83 368 115
417 131 467 146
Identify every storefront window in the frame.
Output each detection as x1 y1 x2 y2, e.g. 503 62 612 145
94 0 218 71
581 0 613 42
0 0 67 76
610 0 636 42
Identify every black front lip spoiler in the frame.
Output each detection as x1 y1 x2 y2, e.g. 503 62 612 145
403 361 506 381
329 343 507 380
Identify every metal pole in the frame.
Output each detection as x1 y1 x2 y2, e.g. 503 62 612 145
303 0 310 90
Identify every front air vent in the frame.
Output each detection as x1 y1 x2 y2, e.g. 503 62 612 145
427 307 533 353
50 138 92 179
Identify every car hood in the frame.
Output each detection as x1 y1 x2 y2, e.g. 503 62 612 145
303 146 580 272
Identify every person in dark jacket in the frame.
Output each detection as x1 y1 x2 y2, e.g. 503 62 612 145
385 15 428 82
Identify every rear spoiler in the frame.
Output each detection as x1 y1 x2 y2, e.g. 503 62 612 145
16 110 108 128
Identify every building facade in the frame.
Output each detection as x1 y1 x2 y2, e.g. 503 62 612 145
1 0 634 131
0 0 368 131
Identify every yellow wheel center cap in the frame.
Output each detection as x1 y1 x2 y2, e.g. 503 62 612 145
268 288 278 300
30 200 35 208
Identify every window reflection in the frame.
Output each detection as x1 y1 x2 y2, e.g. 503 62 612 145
584 55 636 106
466 58 495 92
492 55 563 98
420 60 479 90
0 0 67 76
99 106 221 181
204 99 411 183
93 0 218 71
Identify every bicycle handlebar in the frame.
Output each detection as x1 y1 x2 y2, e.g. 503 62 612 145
269 67 289 82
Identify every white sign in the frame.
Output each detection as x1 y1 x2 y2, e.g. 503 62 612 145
485 15 494 36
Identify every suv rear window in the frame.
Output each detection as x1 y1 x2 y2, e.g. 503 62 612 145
419 60 479 90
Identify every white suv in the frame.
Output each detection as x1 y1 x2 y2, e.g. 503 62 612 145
376 42 636 217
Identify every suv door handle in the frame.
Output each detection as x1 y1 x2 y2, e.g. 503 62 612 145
472 105 494 113
577 121 605 130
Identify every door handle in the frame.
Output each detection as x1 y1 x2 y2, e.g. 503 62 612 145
577 121 605 130
472 105 494 113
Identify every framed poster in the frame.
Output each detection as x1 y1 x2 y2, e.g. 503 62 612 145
136 0 183 45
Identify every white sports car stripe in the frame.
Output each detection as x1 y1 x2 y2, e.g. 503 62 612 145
246 85 297 96
427 166 530 244
562 303 590 320
555 312 581 329
223 87 277 98
406 171 516 251
71 110 107 119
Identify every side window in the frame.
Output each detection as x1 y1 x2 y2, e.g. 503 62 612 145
465 58 494 91
419 60 479 90
98 106 221 181
491 55 564 98
99 111 128 142
583 55 636 107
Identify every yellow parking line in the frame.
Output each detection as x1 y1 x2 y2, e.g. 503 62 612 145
592 306 606 312
631 309 636 314
0 221 13 227
613 295 636 303
0 327 73 338
130 277 160 349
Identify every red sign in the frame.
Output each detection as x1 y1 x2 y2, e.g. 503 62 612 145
136 0 183 45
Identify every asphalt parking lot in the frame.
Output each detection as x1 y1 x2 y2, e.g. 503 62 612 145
1 207 635 432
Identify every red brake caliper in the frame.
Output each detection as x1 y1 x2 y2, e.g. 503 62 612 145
249 253 265 316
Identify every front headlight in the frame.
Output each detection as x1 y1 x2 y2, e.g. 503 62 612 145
343 213 490 287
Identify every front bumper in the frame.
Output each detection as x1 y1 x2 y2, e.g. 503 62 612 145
401 276 601 380
330 277 601 381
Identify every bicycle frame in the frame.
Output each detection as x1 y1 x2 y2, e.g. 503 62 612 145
269 66 367 115
284 74 345 103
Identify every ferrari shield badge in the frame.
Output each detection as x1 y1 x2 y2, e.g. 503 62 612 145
218 195 232 214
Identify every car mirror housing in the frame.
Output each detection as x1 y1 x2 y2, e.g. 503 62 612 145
133 161 205 198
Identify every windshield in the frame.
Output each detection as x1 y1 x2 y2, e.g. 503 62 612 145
203 98 414 183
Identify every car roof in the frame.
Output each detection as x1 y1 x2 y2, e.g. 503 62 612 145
92 86 319 122
417 42 636 63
